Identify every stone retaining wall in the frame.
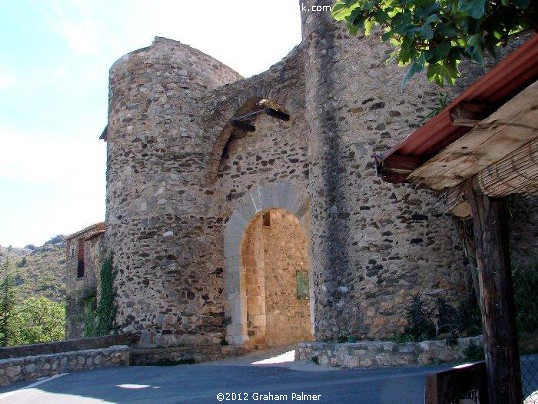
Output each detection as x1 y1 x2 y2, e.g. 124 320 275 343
296 336 484 368
0 345 129 387
0 334 137 359
130 345 247 366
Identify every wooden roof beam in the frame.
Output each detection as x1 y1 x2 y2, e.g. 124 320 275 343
230 120 256 132
450 102 493 127
376 153 425 177
265 107 290 121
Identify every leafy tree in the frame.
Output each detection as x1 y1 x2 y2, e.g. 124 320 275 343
0 259 16 346
332 0 537 87
9 297 65 345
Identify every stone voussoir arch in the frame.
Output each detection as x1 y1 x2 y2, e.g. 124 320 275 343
223 181 310 345
203 81 289 185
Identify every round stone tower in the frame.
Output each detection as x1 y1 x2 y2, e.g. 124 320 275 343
105 37 242 346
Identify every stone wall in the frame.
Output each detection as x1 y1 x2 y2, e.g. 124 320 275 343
105 37 244 347
263 210 312 346
0 345 129 387
242 209 312 348
105 35 312 348
0 335 137 359
65 226 105 339
301 0 468 340
102 2 536 351
296 336 484 368
129 345 246 366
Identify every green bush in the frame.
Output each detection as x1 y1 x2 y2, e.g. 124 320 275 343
402 293 436 342
397 292 483 343
83 296 98 337
0 260 16 346
9 297 65 345
464 342 485 361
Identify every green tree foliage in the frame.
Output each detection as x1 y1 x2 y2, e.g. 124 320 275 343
0 259 16 346
331 0 537 87
83 296 98 337
9 297 65 345
16 257 27 268
403 292 436 341
96 253 116 336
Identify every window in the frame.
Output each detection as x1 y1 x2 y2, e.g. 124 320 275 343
263 212 271 227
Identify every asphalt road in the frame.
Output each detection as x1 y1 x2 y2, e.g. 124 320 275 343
0 360 452 404
2 353 536 404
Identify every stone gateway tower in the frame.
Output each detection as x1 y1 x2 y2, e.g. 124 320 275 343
103 1 474 349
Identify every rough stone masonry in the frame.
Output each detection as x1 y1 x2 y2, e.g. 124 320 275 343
101 0 537 349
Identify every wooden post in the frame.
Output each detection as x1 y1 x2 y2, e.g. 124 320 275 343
464 179 522 404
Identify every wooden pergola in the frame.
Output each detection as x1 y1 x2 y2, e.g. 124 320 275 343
377 34 538 404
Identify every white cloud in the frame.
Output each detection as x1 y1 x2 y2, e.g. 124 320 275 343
37 0 103 55
59 20 101 55
0 75 13 90
0 68 17 90
0 126 105 188
0 126 106 247
0 0 302 247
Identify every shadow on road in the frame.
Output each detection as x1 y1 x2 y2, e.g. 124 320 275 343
0 347 496 404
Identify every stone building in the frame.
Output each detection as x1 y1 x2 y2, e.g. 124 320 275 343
100 0 535 350
65 223 105 339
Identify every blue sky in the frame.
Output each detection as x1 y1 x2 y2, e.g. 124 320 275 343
0 0 302 247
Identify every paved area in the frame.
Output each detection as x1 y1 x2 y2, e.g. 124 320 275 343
0 348 456 404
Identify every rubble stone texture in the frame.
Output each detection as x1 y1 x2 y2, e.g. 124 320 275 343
242 209 313 348
65 226 105 339
0 346 129 387
103 1 537 349
296 336 484 368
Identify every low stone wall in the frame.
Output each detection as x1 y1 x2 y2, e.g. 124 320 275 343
296 336 484 368
0 345 129 387
130 345 247 365
0 334 138 359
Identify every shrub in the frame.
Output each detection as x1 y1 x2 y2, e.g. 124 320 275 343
403 293 436 342
397 292 483 343
464 342 485 361
9 297 65 345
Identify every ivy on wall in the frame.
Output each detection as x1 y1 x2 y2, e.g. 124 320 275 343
96 253 117 336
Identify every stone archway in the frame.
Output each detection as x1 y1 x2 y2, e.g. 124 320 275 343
242 209 312 348
224 182 312 346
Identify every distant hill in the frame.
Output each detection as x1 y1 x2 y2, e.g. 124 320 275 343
0 235 67 303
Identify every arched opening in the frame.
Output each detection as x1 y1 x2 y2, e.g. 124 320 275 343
241 208 313 348
223 181 311 346
205 97 290 185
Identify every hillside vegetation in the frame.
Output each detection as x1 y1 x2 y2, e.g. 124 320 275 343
0 236 67 346
0 236 67 304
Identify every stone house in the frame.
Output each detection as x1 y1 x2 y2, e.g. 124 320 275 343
96 0 535 350
65 222 105 339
